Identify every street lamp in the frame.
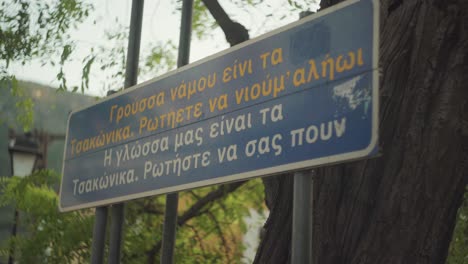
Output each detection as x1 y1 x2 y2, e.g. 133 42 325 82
7 132 41 264
8 132 41 178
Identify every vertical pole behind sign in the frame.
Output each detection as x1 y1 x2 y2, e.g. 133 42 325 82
108 1 144 264
160 1 193 263
90 207 108 264
291 11 314 264
7 209 19 264
89 88 118 264
291 170 313 264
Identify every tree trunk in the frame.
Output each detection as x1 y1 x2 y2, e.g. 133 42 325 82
254 0 468 263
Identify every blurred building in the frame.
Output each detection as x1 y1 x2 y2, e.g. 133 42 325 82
0 81 94 262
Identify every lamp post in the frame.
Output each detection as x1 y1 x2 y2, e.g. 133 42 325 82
7 132 41 264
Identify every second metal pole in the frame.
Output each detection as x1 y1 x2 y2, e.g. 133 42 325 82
291 11 315 264
91 207 108 264
160 1 193 263
8 209 19 264
108 1 144 264
291 170 314 264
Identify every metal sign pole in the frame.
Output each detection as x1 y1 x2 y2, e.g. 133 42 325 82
160 0 193 263
91 206 108 264
291 170 314 264
291 12 315 264
89 93 120 264
108 1 144 264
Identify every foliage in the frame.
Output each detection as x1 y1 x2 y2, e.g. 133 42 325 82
78 20 177 95
142 41 177 76
0 0 93 90
121 179 265 263
0 0 93 131
85 22 129 93
191 0 218 40
446 187 468 264
175 180 265 264
0 170 94 263
0 77 33 131
0 168 265 263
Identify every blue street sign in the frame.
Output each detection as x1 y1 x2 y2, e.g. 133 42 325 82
59 0 379 212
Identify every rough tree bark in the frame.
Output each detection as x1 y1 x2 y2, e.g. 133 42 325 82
254 0 468 263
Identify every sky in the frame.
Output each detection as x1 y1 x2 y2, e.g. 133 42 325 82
10 0 319 96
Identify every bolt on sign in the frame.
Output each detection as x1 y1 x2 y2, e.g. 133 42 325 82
59 0 379 212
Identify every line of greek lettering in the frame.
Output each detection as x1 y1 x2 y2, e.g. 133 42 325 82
72 169 136 196
260 48 283 69
245 134 283 157
104 149 112 167
143 151 211 178
174 127 203 152
259 104 283 125
209 113 252 139
110 91 165 124
138 102 203 134
217 144 238 163
292 48 365 88
235 73 286 105
113 137 169 167
208 94 228 113
170 73 217 102
290 118 347 147
70 126 132 157
222 59 253 83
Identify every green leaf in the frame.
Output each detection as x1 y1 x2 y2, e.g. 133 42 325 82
60 44 73 65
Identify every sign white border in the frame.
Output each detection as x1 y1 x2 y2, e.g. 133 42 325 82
59 0 379 212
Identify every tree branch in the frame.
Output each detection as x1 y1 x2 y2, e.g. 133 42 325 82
320 0 346 9
187 223 208 258
201 0 249 46
177 181 246 225
206 210 231 261
146 181 246 263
